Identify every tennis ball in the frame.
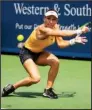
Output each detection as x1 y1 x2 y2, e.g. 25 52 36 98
17 34 24 41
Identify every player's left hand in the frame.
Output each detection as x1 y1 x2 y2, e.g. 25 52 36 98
75 35 88 44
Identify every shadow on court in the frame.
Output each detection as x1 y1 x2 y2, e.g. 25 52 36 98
3 91 76 98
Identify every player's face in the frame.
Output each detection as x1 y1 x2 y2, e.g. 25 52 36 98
44 16 58 28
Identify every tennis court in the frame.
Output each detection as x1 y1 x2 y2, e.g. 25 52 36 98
1 54 91 109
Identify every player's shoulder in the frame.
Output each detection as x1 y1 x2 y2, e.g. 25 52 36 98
35 24 44 30
36 24 48 32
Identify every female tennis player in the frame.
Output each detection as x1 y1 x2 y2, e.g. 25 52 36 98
2 10 89 99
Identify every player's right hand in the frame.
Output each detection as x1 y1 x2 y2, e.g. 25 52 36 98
81 26 90 33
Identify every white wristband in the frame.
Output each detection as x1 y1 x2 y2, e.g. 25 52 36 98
76 29 82 35
69 38 76 45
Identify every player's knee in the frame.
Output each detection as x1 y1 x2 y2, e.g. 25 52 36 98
53 59 60 67
50 58 60 67
26 77 40 86
32 76 41 84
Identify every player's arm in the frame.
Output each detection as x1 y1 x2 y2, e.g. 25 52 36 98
39 26 89 37
56 37 70 48
56 35 88 48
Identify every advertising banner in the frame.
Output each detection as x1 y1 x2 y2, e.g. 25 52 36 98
1 1 91 58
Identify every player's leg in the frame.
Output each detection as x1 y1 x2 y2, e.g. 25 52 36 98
13 58 41 89
2 48 41 97
36 51 60 99
2 59 41 97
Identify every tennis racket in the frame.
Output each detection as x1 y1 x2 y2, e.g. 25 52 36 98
78 21 91 32
76 21 91 37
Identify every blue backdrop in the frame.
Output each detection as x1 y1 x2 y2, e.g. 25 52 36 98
1 1 92 58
